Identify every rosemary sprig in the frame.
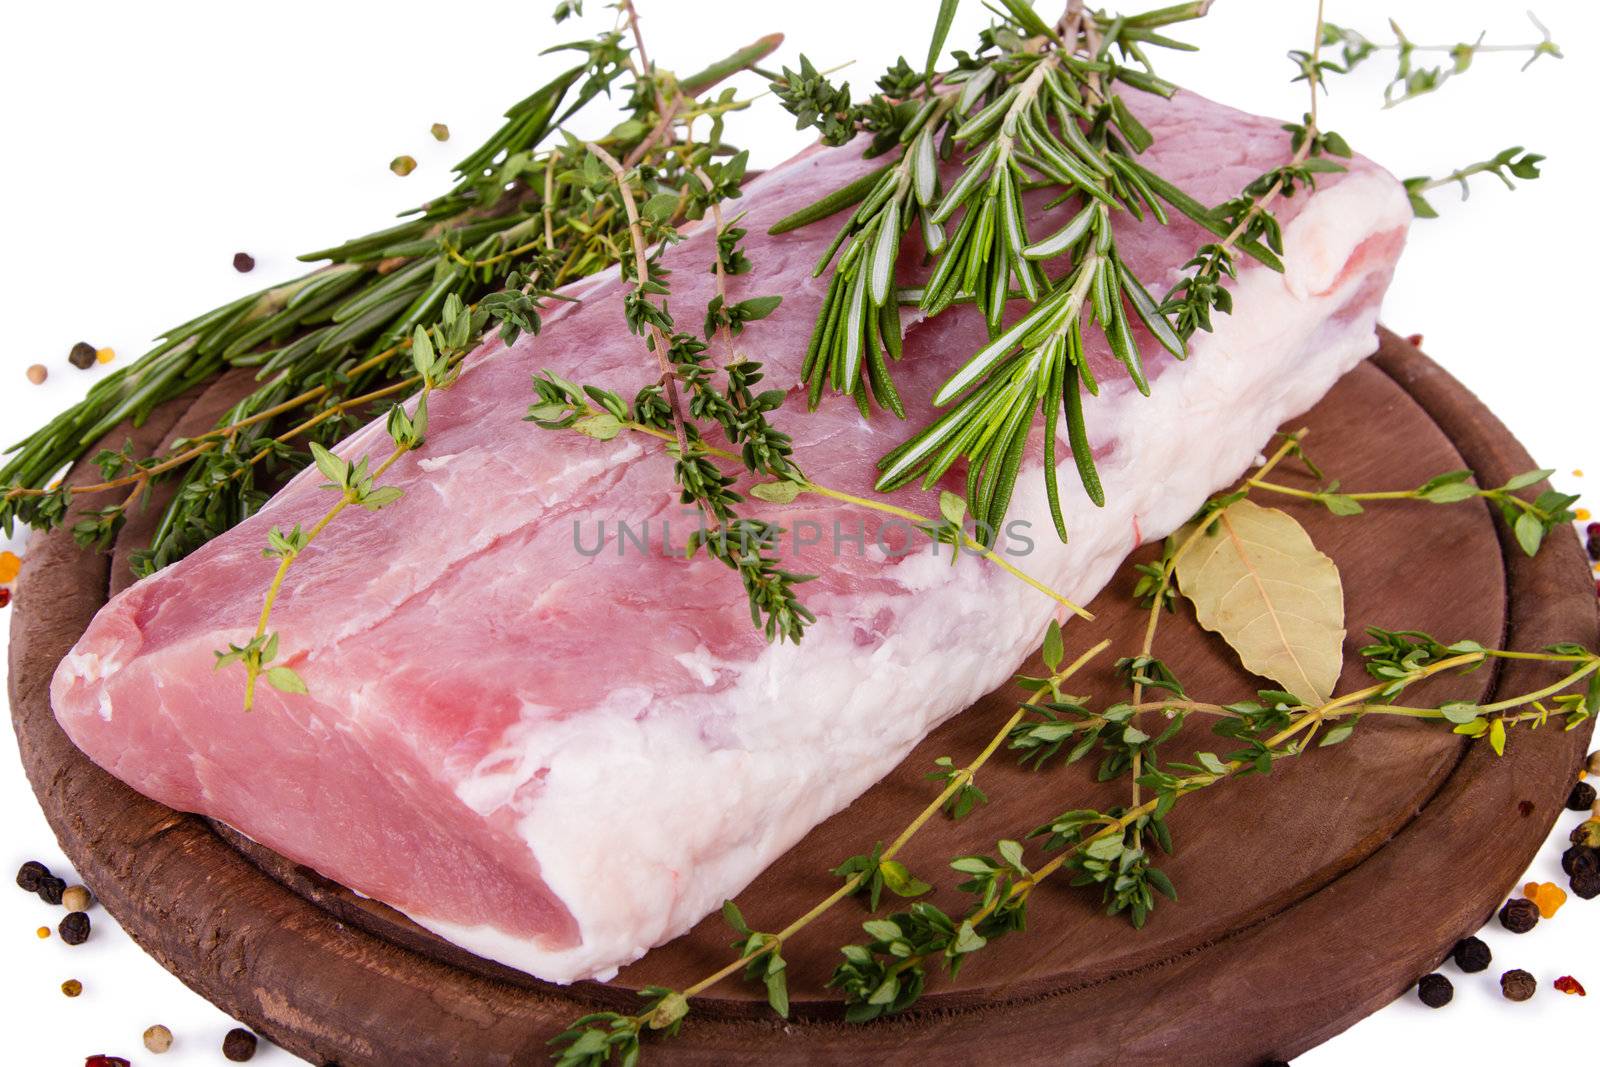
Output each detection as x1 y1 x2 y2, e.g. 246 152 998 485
771 0 1297 545
0 16 783 576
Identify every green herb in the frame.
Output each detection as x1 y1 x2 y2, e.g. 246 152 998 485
1314 11 1561 108
1404 147 1545 218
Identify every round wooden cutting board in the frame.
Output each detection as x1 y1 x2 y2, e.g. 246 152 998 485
9 329 1597 1066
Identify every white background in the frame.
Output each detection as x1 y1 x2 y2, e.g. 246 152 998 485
1 1 1597 1063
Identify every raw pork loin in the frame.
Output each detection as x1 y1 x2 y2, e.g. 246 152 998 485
52 90 1409 982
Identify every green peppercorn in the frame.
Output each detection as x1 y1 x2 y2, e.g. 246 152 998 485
222 1027 258 1062
68 342 98 370
1574 819 1600 848
389 155 417 177
1417 973 1453 1008
1570 781 1598 811
1499 897 1540 934
1450 936 1491 973
16 860 49 892
61 978 82 998
59 910 90 945
1501 968 1537 1002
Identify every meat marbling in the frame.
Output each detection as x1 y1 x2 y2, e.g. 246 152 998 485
51 90 1410 982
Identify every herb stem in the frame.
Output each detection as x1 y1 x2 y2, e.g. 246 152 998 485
673 638 1108 1002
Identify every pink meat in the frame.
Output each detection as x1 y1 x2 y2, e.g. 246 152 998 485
51 90 1410 982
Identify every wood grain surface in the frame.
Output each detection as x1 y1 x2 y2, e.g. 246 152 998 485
8 330 1597 1065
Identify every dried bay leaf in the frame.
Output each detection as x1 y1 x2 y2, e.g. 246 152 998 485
1174 499 1345 704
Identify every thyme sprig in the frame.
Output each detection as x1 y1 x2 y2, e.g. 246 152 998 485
1403 146 1545 219
828 638 1597 1023
549 634 1110 1061
1245 462 1578 556
527 380 1092 620
1314 11 1561 108
215 297 475 709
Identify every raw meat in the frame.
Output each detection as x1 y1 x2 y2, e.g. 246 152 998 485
51 90 1410 983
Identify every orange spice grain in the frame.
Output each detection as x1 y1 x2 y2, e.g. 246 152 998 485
0 550 20 583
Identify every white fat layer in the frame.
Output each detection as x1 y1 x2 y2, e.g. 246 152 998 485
403 170 1410 983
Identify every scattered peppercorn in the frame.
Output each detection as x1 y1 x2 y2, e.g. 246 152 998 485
95 347 114 365
1574 818 1600 848
0 550 21 582
1554 975 1587 996
1450 935 1492 973
36 926 50 939
61 978 82 997
26 363 47 385
1501 968 1537 1002
232 252 255 273
37 874 66 905
59 910 91 945
143 1024 173 1054
430 122 450 141
1589 748 1600 775
62 885 92 913
390 155 417 177
1517 799 1535 817
1499 896 1540 933
16 860 49 892
1417 972 1453 1008
85 1057 130 1067
1571 781 1598 811
1572 869 1600 900
68 342 98 369
222 1028 258 1061
1563 845 1600 879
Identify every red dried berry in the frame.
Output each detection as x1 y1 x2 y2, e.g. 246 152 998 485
1554 975 1587 996
1406 333 1424 347
0 587 11 609
86 1057 131 1067
233 252 256 273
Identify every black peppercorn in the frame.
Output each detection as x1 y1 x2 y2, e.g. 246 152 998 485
1570 781 1598 811
36 874 66 905
68 341 98 369
223 1027 258 1062
232 252 255 273
1417 972 1453 1008
1563 845 1600 879
1500 968 1537 1002
16 860 49 892
1572 869 1600 900
59 910 90 945
1500 896 1540 933
1450 935 1492 973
